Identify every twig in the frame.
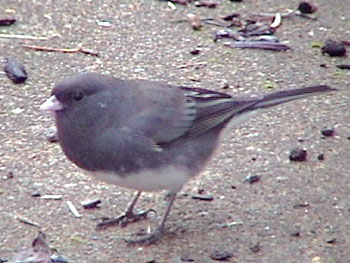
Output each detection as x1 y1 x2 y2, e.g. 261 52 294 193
224 41 291 51
22 45 99 57
0 33 49 40
15 214 41 227
40 194 63 200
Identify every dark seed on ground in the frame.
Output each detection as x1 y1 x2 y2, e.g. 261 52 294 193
297 2 317 14
325 237 336 244
191 194 214 201
321 127 335 137
0 18 16 26
4 57 28 84
222 13 240 21
321 40 346 57
31 192 41 197
181 256 195 262
6 171 14 179
291 231 300 237
195 1 218 8
209 250 232 261
289 148 307 162
243 175 261 184
190 48 200 55
81 198 101 209
250 242 260 252
336 64 350 70
293 203 310 208
317 153 325 160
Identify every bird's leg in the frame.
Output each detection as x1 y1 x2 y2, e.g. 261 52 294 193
96 191 155 230
126 191 177 245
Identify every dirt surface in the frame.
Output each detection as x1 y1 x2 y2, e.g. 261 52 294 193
1 0 349 262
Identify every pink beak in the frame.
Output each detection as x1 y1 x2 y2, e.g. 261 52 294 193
40 95 64 112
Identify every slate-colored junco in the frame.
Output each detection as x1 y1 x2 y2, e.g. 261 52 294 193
40 73 335 244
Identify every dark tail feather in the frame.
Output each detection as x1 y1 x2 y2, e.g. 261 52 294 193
250 85 336 110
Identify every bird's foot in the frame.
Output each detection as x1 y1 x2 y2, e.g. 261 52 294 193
125 227 163 246
96 209 156 230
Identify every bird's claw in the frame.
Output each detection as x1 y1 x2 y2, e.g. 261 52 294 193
96 209 156 230
124 228 163 246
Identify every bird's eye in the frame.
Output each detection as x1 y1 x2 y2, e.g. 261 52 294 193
72 91 84 101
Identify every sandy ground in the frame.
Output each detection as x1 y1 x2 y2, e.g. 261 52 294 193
1 0 349 262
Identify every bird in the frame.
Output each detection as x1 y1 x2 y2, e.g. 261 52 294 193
40 72 335 245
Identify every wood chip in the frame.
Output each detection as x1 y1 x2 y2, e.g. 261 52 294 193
66 201 82 218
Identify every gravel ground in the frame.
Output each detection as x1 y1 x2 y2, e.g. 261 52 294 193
0 0 349 262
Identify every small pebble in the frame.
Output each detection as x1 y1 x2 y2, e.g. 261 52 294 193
81 198 101 209
317 153 325 161
209 250 232 261
289 148 307 162
45 126 59 143
243 175 261 184
297 1 317 14
321 40 346 57
321 127 335 137
4 57 28 84
47 133 59 143
221 82 230 89
5 171 14 179
249 242 260 252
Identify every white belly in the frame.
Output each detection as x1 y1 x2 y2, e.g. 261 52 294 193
92 166 191 192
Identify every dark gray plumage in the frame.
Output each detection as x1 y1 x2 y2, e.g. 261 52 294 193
40 72 335 244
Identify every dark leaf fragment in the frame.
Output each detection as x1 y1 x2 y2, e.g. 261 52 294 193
4 57 27 84
209 250 232 261
336 64 350 70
